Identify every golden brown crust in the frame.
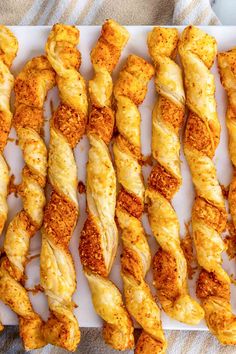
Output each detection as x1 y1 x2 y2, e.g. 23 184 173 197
91 19 129 73
114 55 154 105
115 134 141 160
79 214 107 277
21 166 45 189
19 316 45 351
91 38 121 74
197 270 230 301
0 110 11 152
1 257 22 283
14 57 55 108
0 26 18 67
180 26 236 344
121 248 143 283
192 198 226 233
229 175 236 229
153 249 180 303
13 105 43 135
103 320 134 351
225 221 236 260
41 312 78 351
180 227 197 279
117 188 143 219
17 210 37 238
87 106 114 145
184 112 217 159
53 103 86 148
135 331 165 354
180 25 217 69
44 191 78 248
55 41 81 71
148 163 179 201
159 97 184 132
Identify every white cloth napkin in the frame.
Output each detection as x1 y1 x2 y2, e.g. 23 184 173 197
0 0 220 26
173 0 221 25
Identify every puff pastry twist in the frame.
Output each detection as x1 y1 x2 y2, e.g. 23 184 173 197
79 20 134 351
179 25 236 345
113 54 167 354
40 24 88 351
146 27 204 325
0 25 18 333
218 49 236 229
0 55 55 350
0 26 18 235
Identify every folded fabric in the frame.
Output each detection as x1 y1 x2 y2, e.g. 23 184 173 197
0 0 220 25
173 0 220 25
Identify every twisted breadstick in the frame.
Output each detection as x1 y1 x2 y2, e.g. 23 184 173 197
0 25 18 333
79 20 134 350
40 24 87 351
146 27 204 325
0 26 18 236
0 55 55 350
218 49 236 229
179 25 236 344
113 54 166 354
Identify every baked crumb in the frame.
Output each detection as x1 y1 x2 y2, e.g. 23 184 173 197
7 137 15 143
50 99 55 117
143 203 148 214
220 184 229 199
78 181 86 194
142 154 153 166
26 253 39 266
230 274 236 285
8 174 18 197
26 284 44 295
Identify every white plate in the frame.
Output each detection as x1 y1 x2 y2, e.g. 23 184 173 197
1 25 236 331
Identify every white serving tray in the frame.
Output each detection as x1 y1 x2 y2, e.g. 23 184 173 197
1 25 236 331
